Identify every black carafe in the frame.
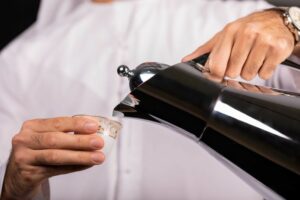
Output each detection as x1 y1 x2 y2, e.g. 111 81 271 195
113 54 300 200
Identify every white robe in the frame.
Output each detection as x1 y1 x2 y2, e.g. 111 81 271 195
0 0 298 199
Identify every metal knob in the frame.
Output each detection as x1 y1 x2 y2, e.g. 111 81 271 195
117 65 134 78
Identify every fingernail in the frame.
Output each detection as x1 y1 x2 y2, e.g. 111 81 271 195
84 122 99 132
90 138 103 149
91 153 104 164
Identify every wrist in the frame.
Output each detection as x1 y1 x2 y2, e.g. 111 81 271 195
1 168 23 200
1 177 41 200
273 7 300 45
1 162 40 200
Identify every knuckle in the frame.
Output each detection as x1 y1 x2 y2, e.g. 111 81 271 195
47 135 58 148
21 120 35 130
52 118 64 130
224 22 238 33
48 152 59 164
242 23 259 38
31 134 43 147
14 151 28 166
12 134 25 147
260 35 273 47
273 38 289 52
244 32 256 41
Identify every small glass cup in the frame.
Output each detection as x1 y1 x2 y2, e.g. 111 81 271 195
73 115 122 156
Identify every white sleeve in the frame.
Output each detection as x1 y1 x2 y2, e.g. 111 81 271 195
264 55 300 92
0 161 50 200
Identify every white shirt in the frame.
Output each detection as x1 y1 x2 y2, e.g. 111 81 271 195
0 0 298 199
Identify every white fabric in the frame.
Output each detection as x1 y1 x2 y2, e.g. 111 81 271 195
1 0 297 199
0 162 7 197
36 0 87 29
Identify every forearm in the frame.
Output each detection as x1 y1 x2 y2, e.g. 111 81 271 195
1 167 49 200
0 162 8 199
1 156 49 200
0 156 38 200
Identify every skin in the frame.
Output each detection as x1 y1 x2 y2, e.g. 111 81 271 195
2 4 299 200
183 10 298 81
294 44 300 57
1 116 105 200
0 1 114 199
92 0 113 3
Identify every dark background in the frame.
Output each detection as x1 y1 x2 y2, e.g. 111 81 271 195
0 0 40 50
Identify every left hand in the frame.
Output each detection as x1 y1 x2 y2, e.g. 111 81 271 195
182 9 295 80
1 116 104 200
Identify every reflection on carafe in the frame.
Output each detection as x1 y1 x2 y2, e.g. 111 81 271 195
113 54 300 200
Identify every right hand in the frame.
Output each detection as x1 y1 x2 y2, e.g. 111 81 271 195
182 10 295 81
1 116 105 200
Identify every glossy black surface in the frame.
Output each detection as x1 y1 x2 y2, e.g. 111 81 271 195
190 52 300 71
117 62 169 91
114 54 300 199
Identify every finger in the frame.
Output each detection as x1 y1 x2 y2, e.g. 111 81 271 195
258 48 286 80
207 31 234 78
28 132 104 151
44 165 92 178
22 116 100 134
202 73 223 83
240 37 269 81
258 61 276 80
182 33 220 62
259 36 294 80
226 32 255 79
73 115 101 135
33 149 105 166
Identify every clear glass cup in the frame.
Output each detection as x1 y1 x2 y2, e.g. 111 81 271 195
73 115 122 156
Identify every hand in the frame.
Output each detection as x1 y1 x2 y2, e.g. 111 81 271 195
1 116 104 200
183 9 295 80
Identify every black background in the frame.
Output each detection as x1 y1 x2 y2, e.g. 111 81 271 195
0 0 40 50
